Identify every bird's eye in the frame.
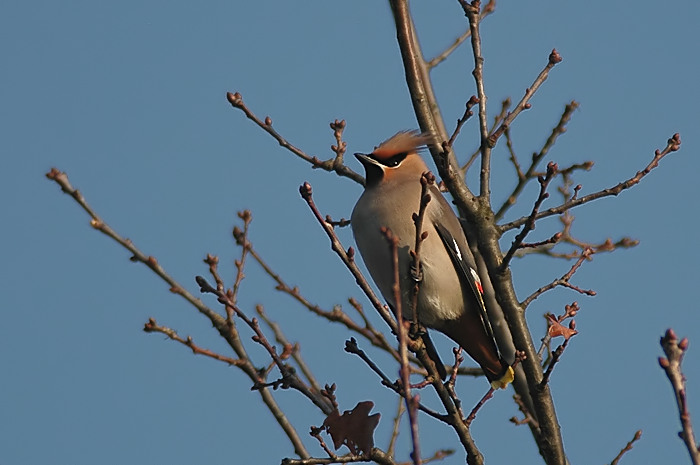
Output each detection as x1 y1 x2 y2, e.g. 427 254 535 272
385 152 407 167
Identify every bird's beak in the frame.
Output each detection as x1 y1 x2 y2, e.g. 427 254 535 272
354 153 384 186
354 153 379 167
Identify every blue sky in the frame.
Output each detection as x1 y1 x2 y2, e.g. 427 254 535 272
3 1 699 464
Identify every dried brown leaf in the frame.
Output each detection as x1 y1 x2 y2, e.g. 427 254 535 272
322 401 380 455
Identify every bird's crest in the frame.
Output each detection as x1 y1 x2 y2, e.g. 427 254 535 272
372 130 432 160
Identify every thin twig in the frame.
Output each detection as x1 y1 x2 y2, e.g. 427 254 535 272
520 248 595 309
445 348 465 420
344 338 446 422
446 96 479 149
501 133 682 232
500 162 558 270
609 430 643 465
409 173 435 324
231 210 253 308
387 398 405 457
495 101 579 221
460 98 510 175
659 329 700 465
143 318 244 366
458 0 492 197
282 448 397 465
510 393 539 429
465 351 526 427
383 227 422 465
257 305 322 394
226 92 364 184
486 50 563 149
426 0 495 69
539 338 571 387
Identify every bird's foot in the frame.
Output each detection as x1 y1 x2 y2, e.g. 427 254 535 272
409 322 426 340
410 263 423 283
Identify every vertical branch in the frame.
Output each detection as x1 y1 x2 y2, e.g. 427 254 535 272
409 172 434 323
388 0 448 142
659 329 700 465
388 0 477 207
459 0 491 198
383 227 422 465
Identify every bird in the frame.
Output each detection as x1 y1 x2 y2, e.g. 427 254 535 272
350 130 514 389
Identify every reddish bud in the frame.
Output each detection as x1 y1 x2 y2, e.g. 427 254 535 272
679 338 689 351
658 357 670 369
226 91 242 106
549 49 563 64
299 182 313 200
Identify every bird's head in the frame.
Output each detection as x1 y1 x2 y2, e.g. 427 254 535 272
355 130 432 187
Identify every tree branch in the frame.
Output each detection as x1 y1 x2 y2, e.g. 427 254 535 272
500 133 681 232
226 92 364 184
659 329 700 465
495 101 579 221
46 168 312 459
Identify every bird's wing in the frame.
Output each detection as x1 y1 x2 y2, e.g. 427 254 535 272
433 220 501 357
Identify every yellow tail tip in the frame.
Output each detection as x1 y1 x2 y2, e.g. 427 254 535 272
490 366 515 390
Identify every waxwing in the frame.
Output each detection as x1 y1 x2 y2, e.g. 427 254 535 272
351 130 514 389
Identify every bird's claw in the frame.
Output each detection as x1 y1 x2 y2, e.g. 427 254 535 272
410 263 423 283
409 322 425 340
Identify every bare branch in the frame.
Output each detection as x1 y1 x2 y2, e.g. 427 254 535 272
500 133 682 232
458 0 492 197
282 448 397 465
344 338 446 422
446 96 479 149
500 162 557 270
486 49 563 149
300 182 398 334
426 0 495 69
496 101 579 221
45 168 312 459
520 248 596 309
659 329 700 465
387 398 405 457
460 98 511 175
409 173 435 324
539 337 572 388
382 227 422 465
143 318 244 366
195 275 335 415
257 305 322 394
232 222 401 361
609 430 643 465
225 92 364 184
465 351 525 427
